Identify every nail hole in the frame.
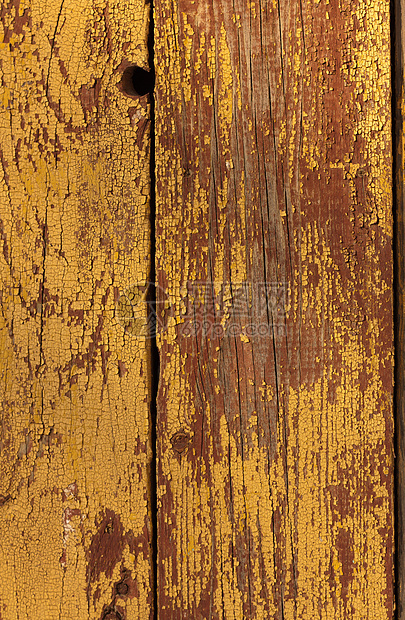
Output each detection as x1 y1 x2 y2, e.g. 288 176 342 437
116 581 129 596
120 66 154 97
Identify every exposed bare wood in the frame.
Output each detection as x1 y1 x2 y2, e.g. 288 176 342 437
154 0 394 617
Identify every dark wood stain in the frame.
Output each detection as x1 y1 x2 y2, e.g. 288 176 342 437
86 510 126 587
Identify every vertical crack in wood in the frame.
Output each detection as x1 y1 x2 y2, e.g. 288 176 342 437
393 0 405 617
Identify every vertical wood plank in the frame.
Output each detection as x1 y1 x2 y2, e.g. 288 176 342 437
0 1 154 618
394 0 405 616
155 0 394 617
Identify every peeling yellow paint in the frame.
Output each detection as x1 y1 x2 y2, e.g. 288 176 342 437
0 0 153 617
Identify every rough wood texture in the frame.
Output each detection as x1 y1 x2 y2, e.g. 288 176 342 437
0 1 154 618
155 1 394 617
394 0 405 616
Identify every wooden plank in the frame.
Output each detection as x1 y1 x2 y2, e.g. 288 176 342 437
154 0 394 617
0 1 154 618
394 0 405 616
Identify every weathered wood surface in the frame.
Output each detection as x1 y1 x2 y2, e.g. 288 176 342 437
394 0 405 617
155 0 394 618
0 1 154 618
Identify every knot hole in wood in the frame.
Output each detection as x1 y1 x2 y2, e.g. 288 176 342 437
120 66 154 98
170 430 192 454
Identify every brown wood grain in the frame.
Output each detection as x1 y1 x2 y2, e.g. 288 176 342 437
154 0 394 617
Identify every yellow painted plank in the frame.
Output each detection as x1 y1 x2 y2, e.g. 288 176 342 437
393 0 405 616
154 0 394 617
0 1 153 618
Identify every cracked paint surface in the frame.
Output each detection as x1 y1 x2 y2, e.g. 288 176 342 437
393 1 405 616
0 0 154 618
155 0 394 618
